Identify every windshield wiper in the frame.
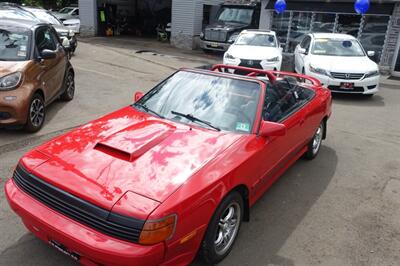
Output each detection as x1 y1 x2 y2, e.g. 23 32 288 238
134 102 164 119
171 110 221 131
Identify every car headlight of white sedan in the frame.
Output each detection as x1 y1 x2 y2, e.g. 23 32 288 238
364 70 379 79
266 56 280 62
309 65 331 77
224 53 235 60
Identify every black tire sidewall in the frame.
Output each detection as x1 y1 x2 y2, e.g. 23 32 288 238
60 70 75 101
25 94 45 132
200 191 244 264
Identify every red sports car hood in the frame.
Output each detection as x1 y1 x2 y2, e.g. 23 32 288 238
28 106 242 211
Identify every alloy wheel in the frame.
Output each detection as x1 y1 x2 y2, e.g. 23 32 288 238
29 98 44 127
214 202 241 256
312 124 323 155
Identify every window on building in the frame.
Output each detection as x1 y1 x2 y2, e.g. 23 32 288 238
359 15 390 63
336 14 361 37
312 13 336 33
288 12 312 52
271 12 291 51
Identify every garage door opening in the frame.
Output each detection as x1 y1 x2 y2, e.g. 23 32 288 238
97 0 171 40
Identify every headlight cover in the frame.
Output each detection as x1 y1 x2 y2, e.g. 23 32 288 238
309 65 331 77
0 72 22 90
200 32 204 39
266 56 280 62
224 53 235 60
364 70 379 79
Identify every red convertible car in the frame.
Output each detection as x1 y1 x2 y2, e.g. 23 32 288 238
5 65 331 265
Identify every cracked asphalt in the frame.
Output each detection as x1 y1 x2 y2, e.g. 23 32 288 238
1 39 400 266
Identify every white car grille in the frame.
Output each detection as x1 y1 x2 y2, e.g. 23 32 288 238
330 72 365 80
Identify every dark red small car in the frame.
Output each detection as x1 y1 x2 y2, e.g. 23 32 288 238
5 65 331 265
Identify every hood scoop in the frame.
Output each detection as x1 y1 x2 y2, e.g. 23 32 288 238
94 120 175 162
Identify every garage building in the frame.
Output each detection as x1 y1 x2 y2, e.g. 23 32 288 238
79 0 400 72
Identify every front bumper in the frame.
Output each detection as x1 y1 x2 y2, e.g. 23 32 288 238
309 72 380 94
5 179 165 266
0 88 31 126
200 40 231 51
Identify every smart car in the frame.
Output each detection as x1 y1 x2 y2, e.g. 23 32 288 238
5 65 331 265
0 19 75 132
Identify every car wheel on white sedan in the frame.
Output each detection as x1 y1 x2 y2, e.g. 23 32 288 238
304 121 325 160
199 191 244 264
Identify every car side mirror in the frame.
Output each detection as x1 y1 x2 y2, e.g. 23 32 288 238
367 51 375 57
298 47 307 55
40 49 57 60
134 91 144 102
259 121 287 138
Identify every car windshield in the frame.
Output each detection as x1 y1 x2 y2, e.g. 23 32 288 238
217 7 254 24
135 71 261 133
28 9 62 25
59 7 74 14
236 33 277 47
311 38 365 56
0 28 30 61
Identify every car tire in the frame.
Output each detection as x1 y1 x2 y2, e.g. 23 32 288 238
304 121 325 160
199 191 244 265
60 70 75 101
24 93 45 133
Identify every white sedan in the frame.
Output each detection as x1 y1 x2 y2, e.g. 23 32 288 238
223 30 283 73
294 33 380 96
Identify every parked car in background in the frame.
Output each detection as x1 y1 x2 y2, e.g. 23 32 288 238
22 7 78 54
5 64 331 265
0 19 75 132
52 6 79 21
0 4 77 55
294 33 380 96
62 18 80 34
200 2 260 52
224 30 283 72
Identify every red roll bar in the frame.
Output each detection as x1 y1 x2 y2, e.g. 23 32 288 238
211 64 321 87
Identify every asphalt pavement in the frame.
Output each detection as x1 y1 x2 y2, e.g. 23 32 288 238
1 39 400 266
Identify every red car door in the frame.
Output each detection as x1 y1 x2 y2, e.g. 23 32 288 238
249 82 308 200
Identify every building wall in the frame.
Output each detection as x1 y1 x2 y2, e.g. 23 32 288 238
382 3 400 71
171 0 223 49
79 0 97 36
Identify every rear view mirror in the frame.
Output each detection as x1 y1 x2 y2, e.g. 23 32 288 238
367 51 375 57
40 49 57 60
259 121 286 138
134 91 144 102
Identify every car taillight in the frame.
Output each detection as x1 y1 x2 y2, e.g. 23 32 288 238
139 215 177 245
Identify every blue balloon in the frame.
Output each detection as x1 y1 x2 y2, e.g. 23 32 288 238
274 0 287 14
354 0 370 14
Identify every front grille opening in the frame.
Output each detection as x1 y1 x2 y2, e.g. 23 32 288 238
13 165 145 243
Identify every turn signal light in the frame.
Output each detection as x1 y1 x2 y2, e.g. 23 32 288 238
139 215 177 245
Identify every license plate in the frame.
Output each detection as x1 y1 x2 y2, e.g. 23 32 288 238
210 43 219 48
340 82 354 89
48 240 80 261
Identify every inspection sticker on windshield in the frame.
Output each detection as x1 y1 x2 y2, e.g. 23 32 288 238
236 122 250 132
20 45 26 51
17 51 26 57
